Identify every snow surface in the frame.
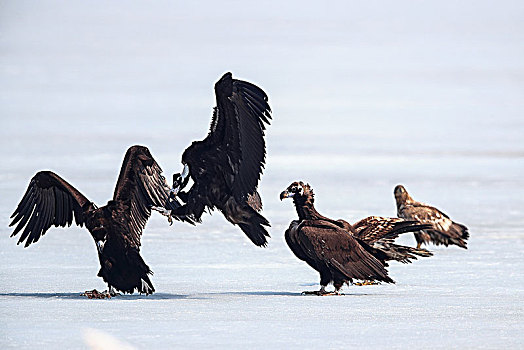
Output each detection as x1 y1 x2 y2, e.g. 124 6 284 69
1 0 523 348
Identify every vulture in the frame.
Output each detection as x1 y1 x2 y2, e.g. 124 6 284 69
163 72 272 247
9 145 191 298
280 181 395 295
394 185 469 249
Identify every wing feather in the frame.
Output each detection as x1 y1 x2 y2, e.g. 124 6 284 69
297 221 393 283
352 216 431 243
399 203 469 247
113 145 190 247
9 171 91 247
400 204 455 238
212 72 272 202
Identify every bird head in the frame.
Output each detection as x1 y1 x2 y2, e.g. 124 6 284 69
394 184 412 203
280 181 313 201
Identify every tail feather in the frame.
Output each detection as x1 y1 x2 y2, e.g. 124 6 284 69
138 275 155 295
238 210 270 247
450 222 469 248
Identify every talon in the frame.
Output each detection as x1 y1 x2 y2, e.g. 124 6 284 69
169 188 179 199
152 206 173 225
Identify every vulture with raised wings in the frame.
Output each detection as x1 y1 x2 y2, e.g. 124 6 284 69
164 72 272 247
9 145 191 298
394 185 469 249
280 181 395 295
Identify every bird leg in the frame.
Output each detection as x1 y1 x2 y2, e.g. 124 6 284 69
108 285 120 297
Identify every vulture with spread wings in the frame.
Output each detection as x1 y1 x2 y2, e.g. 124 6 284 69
165 72 272 247
394 185 469 249
280 182 395 295
9 145 191 298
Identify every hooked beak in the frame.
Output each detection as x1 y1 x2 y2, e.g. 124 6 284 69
280 190 293 201
181 163 189 180
96 240 105 254
171 164 190 197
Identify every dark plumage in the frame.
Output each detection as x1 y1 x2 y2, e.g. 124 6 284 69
9 145 190 296
280 182 394 295
169 72 272 247
338 216 433 264
394 185 469 249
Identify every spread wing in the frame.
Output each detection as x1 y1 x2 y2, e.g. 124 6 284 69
352 216 433 263
211 72 272 202
9 171 91 247
113 145 191 247
352 216 432 244
296 220 393 283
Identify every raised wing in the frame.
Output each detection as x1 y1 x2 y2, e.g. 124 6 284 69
113 145 191 247
352 216 432 244
297 220 393 283
213 72 272 202
10 171 91 247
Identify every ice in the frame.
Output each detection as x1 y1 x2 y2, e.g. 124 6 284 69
1 0 523 348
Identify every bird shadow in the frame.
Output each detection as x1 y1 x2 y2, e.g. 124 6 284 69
0 292 91 300
0 292 194 300
205 291 302 297
0 290 375 300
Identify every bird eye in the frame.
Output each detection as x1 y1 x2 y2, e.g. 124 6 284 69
291 186 297 192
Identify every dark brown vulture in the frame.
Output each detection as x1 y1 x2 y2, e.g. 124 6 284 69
394 185 469 249
9 145 191 298
280 181 394 295
163 72 272 247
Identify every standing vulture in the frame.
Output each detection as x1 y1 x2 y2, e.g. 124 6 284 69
394 185 469 249
9 145 191 298
164 72 272 247
280 181 394 295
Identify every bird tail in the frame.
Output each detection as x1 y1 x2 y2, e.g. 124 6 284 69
449 222 469 248
138 273 155 295
238 209 271 247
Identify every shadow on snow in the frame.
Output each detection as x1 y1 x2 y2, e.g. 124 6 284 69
0 290 374 299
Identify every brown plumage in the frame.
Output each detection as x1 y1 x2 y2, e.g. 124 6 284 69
168 72 272 247
338 216 434 264
280 182 394 295
394 185 469 249
9 145 191 296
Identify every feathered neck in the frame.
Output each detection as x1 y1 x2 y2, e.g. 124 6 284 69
396 192 415 208
292 186 328 221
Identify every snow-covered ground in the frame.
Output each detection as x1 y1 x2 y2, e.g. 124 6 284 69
1 1 523 348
